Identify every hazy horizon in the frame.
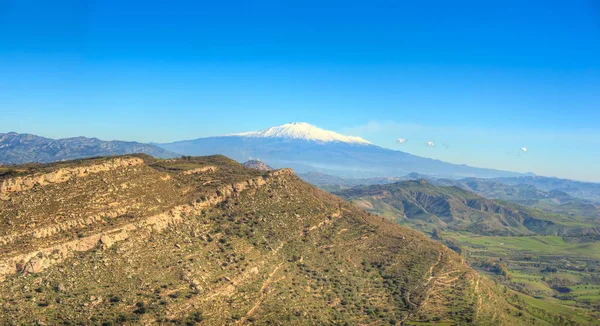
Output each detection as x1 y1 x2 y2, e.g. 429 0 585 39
2 122 599 183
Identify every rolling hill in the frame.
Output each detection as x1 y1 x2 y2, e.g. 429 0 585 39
336 180 600 237
299 170 600 220
335 179 600 314
0 154 578 325
434 178 600 219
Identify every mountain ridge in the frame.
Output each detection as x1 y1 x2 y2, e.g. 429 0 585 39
299 170 600 219
0 132 179 164
158 123 526 179
0 154 573 325
336 179 600 237
0 125 534 180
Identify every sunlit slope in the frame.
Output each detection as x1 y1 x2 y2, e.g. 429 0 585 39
0 155 580 324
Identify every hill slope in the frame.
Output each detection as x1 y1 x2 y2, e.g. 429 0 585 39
0 132 178 164
0 155 568 325
301 171 600 219
434 178 600 219
336 180 600 316
336 180 600 237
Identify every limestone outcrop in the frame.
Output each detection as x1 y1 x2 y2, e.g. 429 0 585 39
0 158 293 281
0 157 144 196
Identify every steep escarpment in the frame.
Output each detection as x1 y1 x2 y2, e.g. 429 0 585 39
0 155 270 278
0 156 577 325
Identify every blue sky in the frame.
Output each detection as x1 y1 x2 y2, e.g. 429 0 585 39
1 0 599 181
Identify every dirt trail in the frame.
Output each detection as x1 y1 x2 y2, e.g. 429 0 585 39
237 262 284 324
400 250 467 325
474 278 482 318
424 251 443 285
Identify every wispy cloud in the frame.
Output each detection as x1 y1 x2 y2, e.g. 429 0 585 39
520 147 528 153
397 138 407 144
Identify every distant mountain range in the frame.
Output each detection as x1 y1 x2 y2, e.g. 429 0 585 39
298 171 419 192
0 132 178 164
158 122 525 179
435 177 600 219
4 123 595 196
336 179 600 237
300 170 600 219
492 176 600 203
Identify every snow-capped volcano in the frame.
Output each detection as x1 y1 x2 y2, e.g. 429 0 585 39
228 122 372 145
159 122 524 179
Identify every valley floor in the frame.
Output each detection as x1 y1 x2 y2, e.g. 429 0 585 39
436 231 600 323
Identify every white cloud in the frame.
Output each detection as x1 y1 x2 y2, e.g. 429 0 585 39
397 138 407 144
520 147 528 153
427 141 435 148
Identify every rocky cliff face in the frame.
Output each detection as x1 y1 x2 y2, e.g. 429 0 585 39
0 155 567 325
0 155 274 279
242 159 274 171
0 157 144 196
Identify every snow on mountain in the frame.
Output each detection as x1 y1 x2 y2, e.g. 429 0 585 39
159 122 526 179
228 122 372 145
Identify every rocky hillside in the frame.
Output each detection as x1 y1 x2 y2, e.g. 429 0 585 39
242 160 274 171
0 156 580 325
336 180 600 237
0 132 178 164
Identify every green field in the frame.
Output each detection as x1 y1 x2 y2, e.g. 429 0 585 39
517 293 596 325
451 234 600 259
444 232 600 315
337 178 600 320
